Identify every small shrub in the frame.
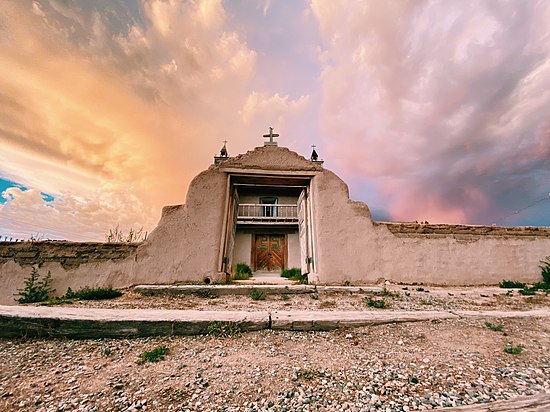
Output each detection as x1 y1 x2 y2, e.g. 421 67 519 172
233 263 253 280
194 289 218 299
519 288 536 296
105 225 147 243
415 287 425 292
532 281 550 291
504 342 523 355
310 293 319 300
64 286 122 300
281 294 290 301
484 322 504 332
365 297 388 309
207 321 242 337
250 289 267 301
101 347 114 357
343 280 353 286
499 280 526 289
281 267 300 278
281 268 307 284
378 287 400 298
540 256 550 285
137 345 170 364
15 268 55 304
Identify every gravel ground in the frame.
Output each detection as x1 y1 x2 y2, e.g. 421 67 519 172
2 285 549 411
49 285 550 313
0 317 548 411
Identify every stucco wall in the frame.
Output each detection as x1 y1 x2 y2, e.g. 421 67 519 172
0 242 138 305
0 168 229 305
3 145 550 300
311 170 550 285
287 232 300 269
133 168 228 284
233 232 251 265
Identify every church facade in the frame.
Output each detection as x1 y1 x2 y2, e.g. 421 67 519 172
1 132 550 303
133 132 550 286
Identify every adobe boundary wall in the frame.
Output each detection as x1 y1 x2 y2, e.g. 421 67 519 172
1 146 549 305
311 170 550 286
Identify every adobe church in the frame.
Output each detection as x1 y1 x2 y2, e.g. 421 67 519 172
1 129 550 303
132 129 550 286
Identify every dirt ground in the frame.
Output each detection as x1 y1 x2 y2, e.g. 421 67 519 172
1 285 549 411
50 284 550 313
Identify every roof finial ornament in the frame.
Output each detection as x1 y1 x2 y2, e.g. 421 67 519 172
214 140 229 165
310 144 324 165
310 144 318 161
262 127 279 147
220 140 228 157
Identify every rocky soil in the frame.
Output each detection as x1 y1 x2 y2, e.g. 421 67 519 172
1 286 549 411
51 285 550 313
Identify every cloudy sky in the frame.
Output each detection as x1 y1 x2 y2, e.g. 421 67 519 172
1 0 550 241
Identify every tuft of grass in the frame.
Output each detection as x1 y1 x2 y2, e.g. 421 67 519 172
484 322 504 332
519 288 536 296
499 280 526 289
40 297 75 306
137 345 170 365
101 347 114 357
297 369 325 380
378 287 400 298
319 300 336 308
207 321 242 337
415 287 425 292
15 268 55 304
365 297 388 309
64 286 122 300
281 268 307 284
250 289 267 301
194 289 218 299
504 342 523 355
160 387 188 402
233 263 253 280
309 293 319 300
281 294 290 301
343 280 353 286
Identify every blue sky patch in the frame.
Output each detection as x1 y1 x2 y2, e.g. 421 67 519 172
0 177 27 203
41 192 55 202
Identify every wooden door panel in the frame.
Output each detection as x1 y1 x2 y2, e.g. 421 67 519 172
255 235 270 271
255 234 285 271
269 235 284 270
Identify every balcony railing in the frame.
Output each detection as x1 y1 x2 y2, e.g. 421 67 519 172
237 204 298 224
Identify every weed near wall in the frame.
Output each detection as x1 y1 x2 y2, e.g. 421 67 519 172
64 286 122 300
233 263 253 280
281 268 307 284
15 268 55 304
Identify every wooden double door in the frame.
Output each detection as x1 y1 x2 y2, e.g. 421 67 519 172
254 234 285 271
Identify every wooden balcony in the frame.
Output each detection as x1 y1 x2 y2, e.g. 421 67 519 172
237 204 298 224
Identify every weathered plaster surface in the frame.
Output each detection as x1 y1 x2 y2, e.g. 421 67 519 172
311 169 550 285
133 168 228 284
0 242 138 269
